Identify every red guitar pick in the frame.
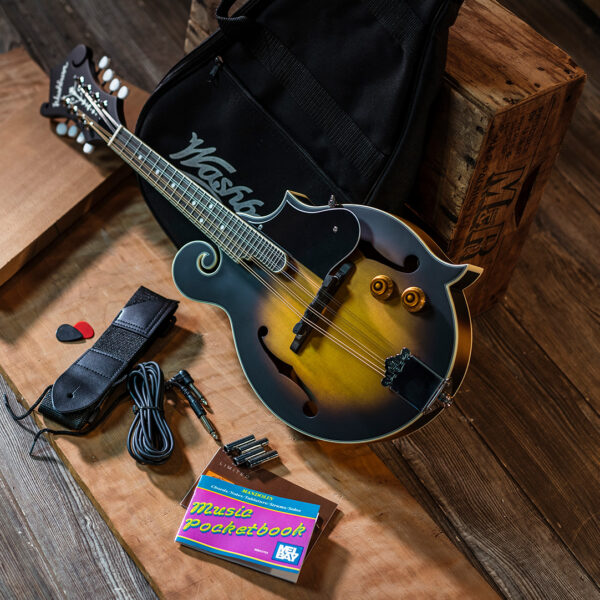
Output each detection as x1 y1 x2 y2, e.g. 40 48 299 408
74 321 94 339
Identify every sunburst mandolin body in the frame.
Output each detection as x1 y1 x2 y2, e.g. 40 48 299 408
173 191 481 443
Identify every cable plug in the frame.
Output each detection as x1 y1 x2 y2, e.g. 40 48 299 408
171 370 209 409
167 375 219 442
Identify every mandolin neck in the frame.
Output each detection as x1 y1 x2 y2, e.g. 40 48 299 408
106 126 286 272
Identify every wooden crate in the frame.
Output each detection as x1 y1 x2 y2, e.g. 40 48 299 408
411 0 586 313
184 0 585 315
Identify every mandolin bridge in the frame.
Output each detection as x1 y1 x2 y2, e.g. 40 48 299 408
382 349 449 413
290 262 354 353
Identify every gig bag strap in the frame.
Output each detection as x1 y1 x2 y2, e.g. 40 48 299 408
215 0 385 181
48 286 178 416
364 0 423 45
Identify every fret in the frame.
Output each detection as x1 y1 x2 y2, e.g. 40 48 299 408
110 128 286 272
230 218 252 259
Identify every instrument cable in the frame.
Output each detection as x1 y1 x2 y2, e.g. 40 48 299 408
5 362 218 461
126 361 174 465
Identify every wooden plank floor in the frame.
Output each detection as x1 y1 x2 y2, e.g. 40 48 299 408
374 0 600 596
0 1 598 598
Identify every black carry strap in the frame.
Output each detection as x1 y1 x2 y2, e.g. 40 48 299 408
5 384 129 455
5 286 178 436
364 0 423 45
5 286 178 454
216 0 385 181
50 286 178 415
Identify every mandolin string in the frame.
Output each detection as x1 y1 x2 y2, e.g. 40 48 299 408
74 92 395 366
85 116 390 375
266 260 393 358
108 133 391 373
103 129 388 376
91 120 392 364
106 129 389 372
76 88 390 355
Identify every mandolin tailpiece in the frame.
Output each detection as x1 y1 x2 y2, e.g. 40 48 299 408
382 349 449 414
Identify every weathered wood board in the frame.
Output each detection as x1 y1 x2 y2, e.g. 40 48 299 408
184 0 586 315
411 0 586 314
0 184 497 599
0 47 147 288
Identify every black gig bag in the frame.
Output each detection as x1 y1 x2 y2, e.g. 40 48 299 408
136 0 463 248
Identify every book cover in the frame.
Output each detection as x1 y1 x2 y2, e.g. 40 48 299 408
181 448 338 556
176 475 320 582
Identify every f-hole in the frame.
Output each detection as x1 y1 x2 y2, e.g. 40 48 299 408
257 326 319 416
359 240 419 272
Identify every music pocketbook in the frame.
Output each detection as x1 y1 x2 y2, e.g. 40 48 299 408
176 475 320 583
177 448 338 582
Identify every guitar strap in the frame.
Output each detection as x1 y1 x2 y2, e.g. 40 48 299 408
5 286 178 436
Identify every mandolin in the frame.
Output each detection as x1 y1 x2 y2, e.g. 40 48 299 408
41 46 481 443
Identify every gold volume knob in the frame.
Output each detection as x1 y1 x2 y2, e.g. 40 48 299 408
370 275 394 301
401 286 426 312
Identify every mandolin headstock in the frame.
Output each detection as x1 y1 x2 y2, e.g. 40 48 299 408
40 44 128 153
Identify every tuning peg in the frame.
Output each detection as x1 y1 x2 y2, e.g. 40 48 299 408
83 143 95 154
55 122 68 136
101 68 114 83
67 125 79 138
117 85 129 100
108 77 120 92
98 56 111 70
76 132 85 144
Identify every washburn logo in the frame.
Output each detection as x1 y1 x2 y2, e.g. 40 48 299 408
52 61 99 118
170 133 264 216
51 61 69 107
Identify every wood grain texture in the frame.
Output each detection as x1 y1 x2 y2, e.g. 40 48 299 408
412 0 586 315
372 411 599 599
500 0 600 209
183 0 587 316
0 4 21 54
1 0 190 93
0 2 187 598
2 0 599 598
374 0 600 594
0 378 157 600
0 48 148 288
463 305 600 579
0 46 47 122
0 182 497 600
184 0 223 53
492 0 600 412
